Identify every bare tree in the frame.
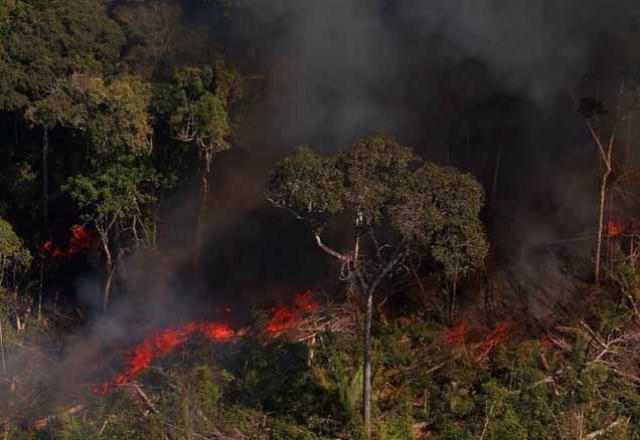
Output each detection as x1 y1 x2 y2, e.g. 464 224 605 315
580 82 640 284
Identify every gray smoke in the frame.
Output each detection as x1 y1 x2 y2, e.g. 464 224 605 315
231 0 640 148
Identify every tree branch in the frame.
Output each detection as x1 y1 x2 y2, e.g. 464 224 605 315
314 233 350 262
586 418 629 440
585 118 611 169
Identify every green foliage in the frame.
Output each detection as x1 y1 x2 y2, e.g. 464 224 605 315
0 0 125 110
213 60 245 107
0 217 31 288
268 147 347 221
167 66 233 153
63 156 160 226
340 132 419 224
395 163 489 281
338 366 363 420
268 132 488 285
4 308 640 440
222 340 328 419
40 411 99 440
27 74 153 156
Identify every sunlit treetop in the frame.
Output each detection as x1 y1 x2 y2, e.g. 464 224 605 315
339 132 420 224
166 65 243 155
26 74 153 157
268 132 488 280
0 0 125 110
394 163 488 280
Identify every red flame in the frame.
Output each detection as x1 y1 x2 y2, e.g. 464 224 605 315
608 220 630 237
97 291 317 393
264 305 300 334
440 322 510 363
264 290 318 334
42 224 94 258
442 323 468 346
68 224 93 255
293 290 318 312
110 321 234 387
477 323 508 354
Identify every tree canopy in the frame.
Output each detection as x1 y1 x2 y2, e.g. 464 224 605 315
0 217 31 290
0 0 125 111
268 132 488 280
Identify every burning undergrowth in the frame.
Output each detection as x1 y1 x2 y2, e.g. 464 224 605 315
93 290 345 394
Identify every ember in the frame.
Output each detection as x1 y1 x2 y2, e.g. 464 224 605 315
442 323 468 346
606 220 627 237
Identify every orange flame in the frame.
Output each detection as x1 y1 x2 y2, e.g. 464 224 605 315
68 224 93 255
97 291 317 393
264 290 318 334
442 323 468 346
607 220 627 237
42 224 94 258
111 321 234 387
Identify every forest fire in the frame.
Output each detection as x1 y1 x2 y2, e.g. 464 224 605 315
96 291 317 393
264 290 318 334
42 224 94 258
607 221 625 237
440 322 511 363
110 322 236 388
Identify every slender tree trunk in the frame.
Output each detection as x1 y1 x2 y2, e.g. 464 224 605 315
595 167 611 285
101 233 113 312
0 318 6 376
42 125 49 229
491 147 501 204
606 190 614 267
451 279 457 321
103 266 114 313
38 260 45 322
363 289 373 438
194 150 211 274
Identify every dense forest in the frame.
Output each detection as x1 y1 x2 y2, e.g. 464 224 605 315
3 0 640 438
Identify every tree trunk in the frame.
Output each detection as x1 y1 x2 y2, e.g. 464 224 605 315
595 167 611 285
103 266 115 313
491 147 501 204
451 279 457 321
363 289 373 438
193 151 211 274
0 317 6 375
42 125 49 229
101 234 113 313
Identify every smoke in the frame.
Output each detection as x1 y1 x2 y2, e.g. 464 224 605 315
220 0 639 259
6 0 640 417
228 0 639 147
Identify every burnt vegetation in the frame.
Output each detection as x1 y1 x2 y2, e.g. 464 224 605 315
3 0 640 439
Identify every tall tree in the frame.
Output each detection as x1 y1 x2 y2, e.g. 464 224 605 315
29 73 156 311
64 158 161 312
0 218 31 292
0 217 32 336
579 83 640 284
267 133 488 436
165 64 243 271
0 0 125 228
